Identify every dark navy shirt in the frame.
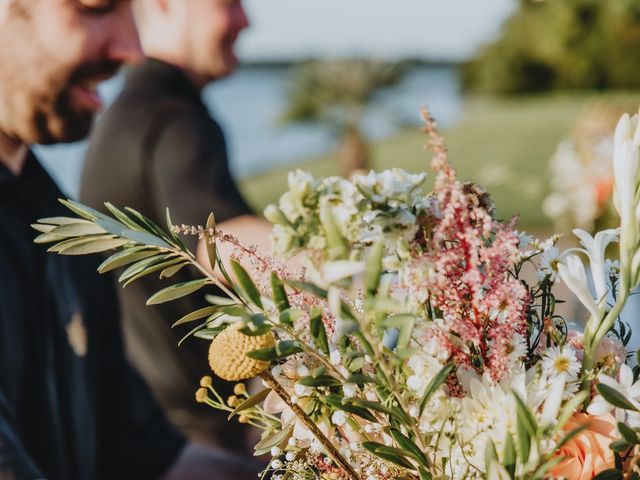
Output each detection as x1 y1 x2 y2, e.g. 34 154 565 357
0 153 185 479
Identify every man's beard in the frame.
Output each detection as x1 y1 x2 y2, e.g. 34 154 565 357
28 61 121 145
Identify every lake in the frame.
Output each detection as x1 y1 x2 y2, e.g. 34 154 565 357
35 64 462 198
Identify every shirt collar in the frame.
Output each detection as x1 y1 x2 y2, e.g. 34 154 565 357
125 57 203 105
0 149 36 184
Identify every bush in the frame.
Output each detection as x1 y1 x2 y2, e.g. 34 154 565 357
463 0 640 94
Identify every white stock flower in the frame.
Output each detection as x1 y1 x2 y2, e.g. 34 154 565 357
613 113 640 229
573 228 620 301
588 364 640 428
558 254 601 321
331 410 348 427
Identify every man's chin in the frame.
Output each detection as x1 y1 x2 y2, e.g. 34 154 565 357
33 115 93 145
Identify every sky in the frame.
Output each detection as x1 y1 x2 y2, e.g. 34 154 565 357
236 0 518 62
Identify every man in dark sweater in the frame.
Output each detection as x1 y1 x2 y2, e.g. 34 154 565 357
80 0 273 448
0 0 260 478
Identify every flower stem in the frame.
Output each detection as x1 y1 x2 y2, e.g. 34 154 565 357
258 372 360 480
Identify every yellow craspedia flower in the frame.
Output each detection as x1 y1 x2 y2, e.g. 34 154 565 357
200 376 213 388
195 387 209 403
208 323 275 381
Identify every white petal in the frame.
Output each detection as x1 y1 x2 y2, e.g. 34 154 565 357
587 396 613 415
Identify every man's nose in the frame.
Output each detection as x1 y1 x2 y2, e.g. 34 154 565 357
107 2 144 64
237 3 250 31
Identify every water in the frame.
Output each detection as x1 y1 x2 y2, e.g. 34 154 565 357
36 64 462 198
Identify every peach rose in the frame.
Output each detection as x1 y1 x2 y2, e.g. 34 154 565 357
549 412 617 480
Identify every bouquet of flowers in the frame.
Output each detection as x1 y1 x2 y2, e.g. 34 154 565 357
34 109 640 479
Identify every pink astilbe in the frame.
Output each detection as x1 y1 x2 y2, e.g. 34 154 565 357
414 109 530 381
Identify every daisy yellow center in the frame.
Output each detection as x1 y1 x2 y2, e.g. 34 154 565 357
554 356 570 373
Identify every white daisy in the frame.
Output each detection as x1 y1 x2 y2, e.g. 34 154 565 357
541 345 581 383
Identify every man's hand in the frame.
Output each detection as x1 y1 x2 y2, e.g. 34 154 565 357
162 442 263 480
196 214 273 280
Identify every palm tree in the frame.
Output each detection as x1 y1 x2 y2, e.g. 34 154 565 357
282 59 404 176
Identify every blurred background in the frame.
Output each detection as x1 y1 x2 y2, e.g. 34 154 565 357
37 0 640 236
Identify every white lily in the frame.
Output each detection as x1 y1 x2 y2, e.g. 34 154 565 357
540 374 566 427
557 254 601 321
322 260 365 284
588 364 640 428
572 228 620 301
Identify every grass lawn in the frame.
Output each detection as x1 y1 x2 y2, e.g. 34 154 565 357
239 92 640 230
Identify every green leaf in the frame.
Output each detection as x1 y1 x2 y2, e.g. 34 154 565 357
596 383 640 412
484 439 498 476
516 408 531 463
319 201 349 260
554 424 587 451
418 468 432 480
419 364 454 415
50 222 107 237
346 398 407 423
121 229 171 248
297 374 341 388
365 238 385 297
247 341 303 361
390 428 429 469
205 213 217 272
205 295 237 306
310 307 330 355
104 202 144 231
556 391 589 430
37 216 85 226
172 306 222 328
59 198 108 222
619 423 640 444
118 254 167 282
98 248 158 273
239 313 272 336
31 223 56 234
513 390 538 438
165 208 185 247
193 327 225 340
397 315 415 350
228 388 270 420
324 395 377 422
254 427 292 456
124 206 171 240
122 258 184 287
160 262 188 279
56 237 130 255
270 272 290 313
503 433 517 479
278 308 303 327
361 442 415 470
610 439 632 453
177 321 210 347
346 374 378 386
230 260 263 309
147 279 208 305
284 279 328 299
593 469 624 480
34 232 67 244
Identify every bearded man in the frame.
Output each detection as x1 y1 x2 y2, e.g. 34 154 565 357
0 1 260 479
